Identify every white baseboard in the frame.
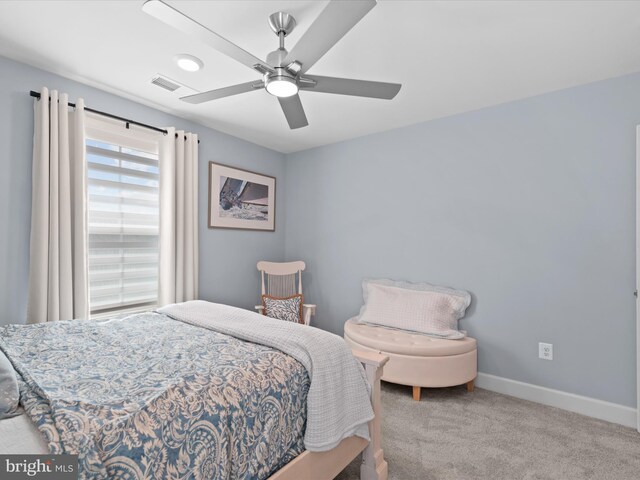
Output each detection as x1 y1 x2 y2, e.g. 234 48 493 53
476 372 638 429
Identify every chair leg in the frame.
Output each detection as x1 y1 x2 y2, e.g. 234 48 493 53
466 379 475 392
412 386 421 401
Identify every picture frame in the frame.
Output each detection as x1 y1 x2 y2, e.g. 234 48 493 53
208 162 276 231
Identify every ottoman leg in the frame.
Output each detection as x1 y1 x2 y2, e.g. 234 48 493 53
466 379 475 392
412 386 421 401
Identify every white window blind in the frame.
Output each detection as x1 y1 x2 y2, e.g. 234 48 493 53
86 127 160 317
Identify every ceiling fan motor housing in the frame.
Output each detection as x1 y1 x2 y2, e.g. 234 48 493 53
264 67 296 82
266 48 288 67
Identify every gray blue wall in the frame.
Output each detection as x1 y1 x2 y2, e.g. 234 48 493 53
285 72 640 408
0 55 287 326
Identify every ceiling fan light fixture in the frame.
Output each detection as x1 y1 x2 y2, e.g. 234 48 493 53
175 54 204 72
265 74 298 98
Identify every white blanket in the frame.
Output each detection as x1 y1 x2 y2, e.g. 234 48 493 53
158 300 373 451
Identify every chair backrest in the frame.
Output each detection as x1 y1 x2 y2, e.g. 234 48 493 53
257 261 306 298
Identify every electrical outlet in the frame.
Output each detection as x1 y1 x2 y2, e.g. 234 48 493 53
539 342 553 360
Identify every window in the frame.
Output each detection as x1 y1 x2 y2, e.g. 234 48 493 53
85 116 161 317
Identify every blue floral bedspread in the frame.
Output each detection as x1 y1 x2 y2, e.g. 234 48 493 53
0 313 310 479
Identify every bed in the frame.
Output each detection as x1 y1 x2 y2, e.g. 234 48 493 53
0 300 388 480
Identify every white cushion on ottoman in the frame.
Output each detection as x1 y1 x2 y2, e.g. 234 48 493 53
357 279 471 339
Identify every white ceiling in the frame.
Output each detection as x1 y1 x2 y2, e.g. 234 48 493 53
1 1 640 153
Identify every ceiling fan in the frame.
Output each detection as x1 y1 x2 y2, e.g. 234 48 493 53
142 0 401 129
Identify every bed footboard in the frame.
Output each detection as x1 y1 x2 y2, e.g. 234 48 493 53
267 349 389 480
352 349 389 480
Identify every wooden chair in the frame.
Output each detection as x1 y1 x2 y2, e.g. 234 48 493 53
255 261 316 325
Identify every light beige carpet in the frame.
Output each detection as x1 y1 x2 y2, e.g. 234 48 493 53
336 382 640 480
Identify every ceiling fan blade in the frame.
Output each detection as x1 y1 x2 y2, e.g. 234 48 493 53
283 0 376 74
301 75 401 99
142 0 272 73
278 95 308 129
180 81 261 104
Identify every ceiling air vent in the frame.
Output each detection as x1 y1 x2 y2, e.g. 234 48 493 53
150 75 182 92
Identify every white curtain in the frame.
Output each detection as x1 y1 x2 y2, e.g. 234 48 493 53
27 87 88 323
159 128 199 305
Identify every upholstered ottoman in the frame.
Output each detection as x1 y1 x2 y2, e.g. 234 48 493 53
344 318 477 400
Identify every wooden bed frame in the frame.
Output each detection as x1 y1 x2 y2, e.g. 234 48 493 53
268 349 389 480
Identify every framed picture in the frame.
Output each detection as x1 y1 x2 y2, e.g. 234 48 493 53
208 162 276 231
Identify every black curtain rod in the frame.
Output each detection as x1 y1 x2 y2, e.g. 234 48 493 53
29 91 200 144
